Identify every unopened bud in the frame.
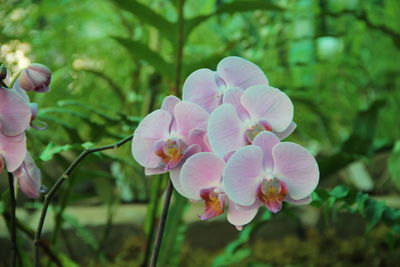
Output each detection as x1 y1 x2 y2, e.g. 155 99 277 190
0 64 7 80
18 63 51 93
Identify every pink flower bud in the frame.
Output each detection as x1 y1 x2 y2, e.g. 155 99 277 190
18 63 51 93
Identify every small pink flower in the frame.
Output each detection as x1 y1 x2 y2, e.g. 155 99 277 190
13 152 42 199
182 57 268 113
208 85 295 158
131 96 209 195
180 152 258 229
223 131 318 220
17 63 51 93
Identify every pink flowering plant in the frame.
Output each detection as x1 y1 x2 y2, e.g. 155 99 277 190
131 56 320 230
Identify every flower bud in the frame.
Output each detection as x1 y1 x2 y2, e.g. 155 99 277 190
0 64 7 80
18 63 51 93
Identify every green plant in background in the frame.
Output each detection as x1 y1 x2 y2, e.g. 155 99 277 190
0 0 399 266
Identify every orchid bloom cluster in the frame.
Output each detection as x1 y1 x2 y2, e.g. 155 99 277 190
131 57 319 230
0 63 51 198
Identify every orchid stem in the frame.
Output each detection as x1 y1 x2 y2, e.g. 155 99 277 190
8 172 19 267
149 180 173 267
33 134 133 267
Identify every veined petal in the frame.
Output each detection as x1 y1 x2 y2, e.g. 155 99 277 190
274 122 297 140
145 167 167 176
241 85 293 132
217 56 268 88
131 110 172 168
0 132 27 172
252 131 280 171
272 142 319 200
161 95 181 114
13 152 41 199
180 152 225 200
187 129 211 152
227 200 259 227
182 69 221 113
174 101 209 138
285 195 312 205
0 87 31 136
223 87 250 121
208 104 245 158
169 166 189 198
223 146 264 206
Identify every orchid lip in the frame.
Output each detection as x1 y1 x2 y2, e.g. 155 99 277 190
199 186 226 220
257 177 288 213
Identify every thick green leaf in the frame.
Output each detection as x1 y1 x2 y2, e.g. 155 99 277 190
110 0 176 42
113 37 175 79
365 199 387 232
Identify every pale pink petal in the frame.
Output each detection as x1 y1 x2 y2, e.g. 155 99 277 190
145 167 167 175
187 129 211 152
222 87 250 121
223 146 264 206
274 122 297 140
169 166 189 198
227 200 259 227
252 131 280 171
272 142 319 200
241 85 294 132
223 150 235 162
180 152 225 200
182 144 201 160
131 110 172 168
285 195 312 205
0 133 27 172
216 56 268 88
182 69 221 113
0 88 31 136
174 101 209 138
13 152 41 199
161 95 181 114
208 104 245 158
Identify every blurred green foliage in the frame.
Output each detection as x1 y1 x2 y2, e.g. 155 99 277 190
1 0 400 266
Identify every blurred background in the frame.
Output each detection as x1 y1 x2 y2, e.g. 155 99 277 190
1 0 400 266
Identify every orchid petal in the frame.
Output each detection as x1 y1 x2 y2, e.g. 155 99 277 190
208 104 245 158
161 95 181 114
0 133 27 172
223 87 250 121
180 152 225 200
274 122 297 140
252 131 280 171
272 142 319 200
13 152 41 199
169 166 189 198
145 167 167 176
285 195 312 205
0 87 31 136
217 56 268 88
182 69 220 113
241 85 293 132
174 101 209 138
131 110 172 168
187 129 211 152
227 200 259 227
223 146 264 206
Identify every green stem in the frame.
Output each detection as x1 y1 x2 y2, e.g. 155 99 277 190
149 181 173 267
8 172 19 267
33 134 133 267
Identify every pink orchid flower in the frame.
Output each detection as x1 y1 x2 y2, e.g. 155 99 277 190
0 87 31 172
13 152 42 199
223 131 319 221
180 152 258 229
182 56 268 113
131 96 209 195
207 85 296 158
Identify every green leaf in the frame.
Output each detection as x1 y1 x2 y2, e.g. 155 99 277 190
388 141 400 189
329 185 350 199
113 37 175 79
40 142 73 161
110 0 176 42
365 199 387 232
185 0 284 38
